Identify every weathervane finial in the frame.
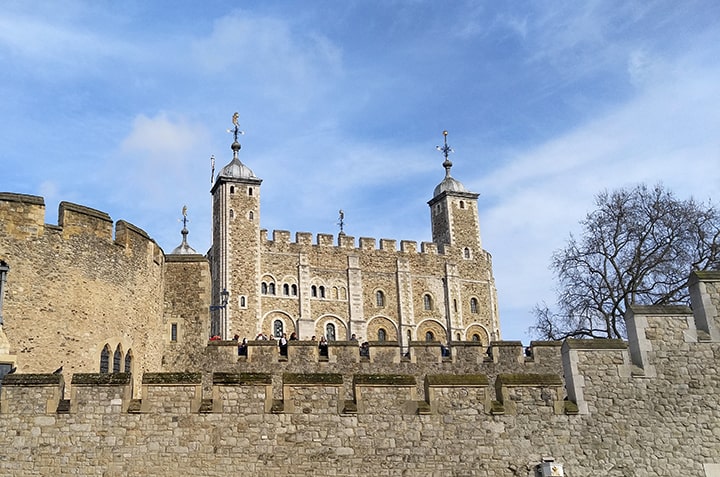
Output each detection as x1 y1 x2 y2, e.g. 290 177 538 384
436 130 454 177
337 209 345 235
227 112 244 159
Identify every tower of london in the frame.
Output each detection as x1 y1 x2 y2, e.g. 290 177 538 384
1 121 719 476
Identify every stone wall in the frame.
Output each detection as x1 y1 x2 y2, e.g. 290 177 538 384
2 290 720 475
0 193 165 394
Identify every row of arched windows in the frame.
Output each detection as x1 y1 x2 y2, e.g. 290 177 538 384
261 282 480 315
261 282 298 296
99 344 132 374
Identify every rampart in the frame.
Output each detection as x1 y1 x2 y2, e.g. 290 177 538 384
260 228 494 264
1 271 720 476
0 193 166 393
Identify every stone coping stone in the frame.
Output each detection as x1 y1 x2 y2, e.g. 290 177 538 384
327 341 361 348
353 374 415 386
72 373 132 386
426 374 489 386
628 304 693 315
409 340 442 347
283 373 343 385
564 339 627 350
0 192 44 205
496 373 563 387
288 341 319 347
367 341 400 347
208 340 239 347
248 340 280 347
490 341 523 347
60 201 112 223
165 254 208 262
213 372 272 385
142 372 202 385
691 270 720 281
449 341 486 347
529 340 562 347
1 373 62 386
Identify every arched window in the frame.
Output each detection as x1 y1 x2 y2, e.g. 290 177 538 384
283 284 290 296
291 284 298 296
268 283 275 295
113 345 122 373
248 187 253 196
319 286 326 298
378 328 386 342
423 294 432 310
171 323 178 342
326 323 336 341
248 211 254 220
333 287 339 299
376 290 385 307
459 200 465 209
425 331 435 342
463 247 471 259
274 320 284 338
261 282 268 294
311 285 317 297
240 296 246 307
453 299 458 312
456 333 461 341
100 345 110 374
470 297 478 314
230 186 235 194
472 334 481 342
229 209 234 219
124 350 133 373
407 330 412 343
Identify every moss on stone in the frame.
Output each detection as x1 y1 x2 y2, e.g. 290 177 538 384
213 372 272 385
353 374 415 386
283 373 343 385
72 373 132 386
1 373 62 386
564 339 627 350
142 372 201 385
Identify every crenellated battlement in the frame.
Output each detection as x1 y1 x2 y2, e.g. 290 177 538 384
0 192 161 257
259 227 493 261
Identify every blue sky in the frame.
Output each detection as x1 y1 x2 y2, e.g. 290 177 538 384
2 1 719 342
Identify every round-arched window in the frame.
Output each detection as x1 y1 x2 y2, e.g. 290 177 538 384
378 328 386 342
425 331 434 342
274 320 284 338
326 323 336 341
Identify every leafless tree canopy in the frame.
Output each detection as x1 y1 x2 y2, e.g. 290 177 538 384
532 184 720 340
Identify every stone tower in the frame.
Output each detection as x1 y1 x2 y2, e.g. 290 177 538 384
427 131 497 342
428 131 482 255
209 117 262 339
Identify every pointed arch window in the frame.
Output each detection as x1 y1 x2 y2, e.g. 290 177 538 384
100 345 110 374
326 323 336 341
124 350 133 373
113 345 122 373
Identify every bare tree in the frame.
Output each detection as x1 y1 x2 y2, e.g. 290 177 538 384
532 184 720 340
